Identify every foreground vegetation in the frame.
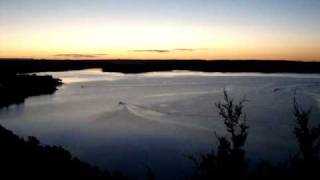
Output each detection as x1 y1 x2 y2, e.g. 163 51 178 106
190 91 320 180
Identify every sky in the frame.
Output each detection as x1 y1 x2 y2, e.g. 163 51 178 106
0 0 320 61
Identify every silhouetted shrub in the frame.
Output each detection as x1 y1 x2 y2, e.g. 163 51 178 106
144 165 156 180
191 91 320 180
284 97 320 178
191 90 249 179
293 97 320 162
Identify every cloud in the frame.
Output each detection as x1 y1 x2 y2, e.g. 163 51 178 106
54 54 107 58
129 48 209 53
130 49 170 53
174 48 195 51
174 48 209 51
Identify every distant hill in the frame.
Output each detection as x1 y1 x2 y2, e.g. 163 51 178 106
0 59 320 74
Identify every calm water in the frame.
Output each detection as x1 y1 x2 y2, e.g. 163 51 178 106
1 69 320 179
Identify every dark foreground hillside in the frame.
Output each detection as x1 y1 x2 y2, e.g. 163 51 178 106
0 69 128 179
0 125 126 179
0 72 127 179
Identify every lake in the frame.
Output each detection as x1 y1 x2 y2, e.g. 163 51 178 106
1 69 320 179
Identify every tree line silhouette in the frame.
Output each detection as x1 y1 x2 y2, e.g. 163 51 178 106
1 59 320 74
0 74 62 108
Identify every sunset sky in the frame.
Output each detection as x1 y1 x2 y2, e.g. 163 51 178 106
0 0 320 61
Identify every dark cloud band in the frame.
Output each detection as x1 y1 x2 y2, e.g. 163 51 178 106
130 50 170 53
54 54 107 58
130 48 207 53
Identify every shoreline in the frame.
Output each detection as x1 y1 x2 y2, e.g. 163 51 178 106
0 74 62 108
0 72 125 179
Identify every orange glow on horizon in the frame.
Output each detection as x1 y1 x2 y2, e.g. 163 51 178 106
1 22 319 61
1 1 320 61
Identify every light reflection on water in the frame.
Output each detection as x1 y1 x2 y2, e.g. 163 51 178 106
39 69 320 84
38 69 125 84
1 69 320 179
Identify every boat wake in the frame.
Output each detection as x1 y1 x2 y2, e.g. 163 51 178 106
117 101 213 132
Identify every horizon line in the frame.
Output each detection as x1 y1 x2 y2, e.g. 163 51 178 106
0 58 319 63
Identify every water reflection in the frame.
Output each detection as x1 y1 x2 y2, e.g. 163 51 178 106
1 69 320 179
